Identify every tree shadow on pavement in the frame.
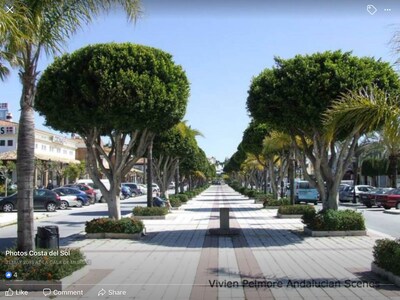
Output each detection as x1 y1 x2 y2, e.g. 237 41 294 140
138 227 305 249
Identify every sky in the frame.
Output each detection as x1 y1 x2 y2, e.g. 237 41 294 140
1 0 400 162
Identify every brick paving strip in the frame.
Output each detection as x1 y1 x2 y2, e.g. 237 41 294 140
189 196 220 300
190 186 274 300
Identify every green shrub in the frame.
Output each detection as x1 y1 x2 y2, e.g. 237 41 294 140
0 248 86 280
278 205 316 215
238 187 246 194
133 206 168 216
264 197 290 207
185 191 195 199
302 209 365 231
177 194 189 203
85 217 144 234
245 189 258 198
169 197 182 207
373 239 400 276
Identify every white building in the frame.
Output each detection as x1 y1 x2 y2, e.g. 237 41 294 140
0 103 79 186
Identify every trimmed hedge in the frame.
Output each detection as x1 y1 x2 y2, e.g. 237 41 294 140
373 239 400 276
85 217 144 234
133 206 168 216
169 197 182 207
264 197 291 207
302 209 365 231
0 248 86 280
278 205 315 215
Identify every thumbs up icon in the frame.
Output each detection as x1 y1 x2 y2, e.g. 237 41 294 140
5 288 14 296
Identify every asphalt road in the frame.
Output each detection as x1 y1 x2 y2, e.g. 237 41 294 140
348 206 400 238
1 196 398 252
0 195 148 252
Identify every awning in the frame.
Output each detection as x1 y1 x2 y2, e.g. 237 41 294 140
0 150 80 164
34 154 80 164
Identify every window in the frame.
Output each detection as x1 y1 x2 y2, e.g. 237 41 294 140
41 145 46 151
7 140 13 146
0 140 5 146
6 127 13 134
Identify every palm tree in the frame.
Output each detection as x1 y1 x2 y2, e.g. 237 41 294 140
1 0 141 252
324 86 400 188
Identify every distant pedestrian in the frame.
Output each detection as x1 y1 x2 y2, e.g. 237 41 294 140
46 180 54 190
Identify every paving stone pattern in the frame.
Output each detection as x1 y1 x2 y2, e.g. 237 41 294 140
54 185 400 300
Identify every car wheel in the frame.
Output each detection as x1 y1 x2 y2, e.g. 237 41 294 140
396 202 400 210
46 202 57 212
383 205 391 210
76 201 83 208
77 199 84 207
60 200 68 210
89 197 95 204
99 196 106 203
366 204 372 208
2 203 13 212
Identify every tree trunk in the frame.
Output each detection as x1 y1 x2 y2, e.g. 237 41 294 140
388 154 398 188
263 167 267 194
175 162 179 195
105 179 121 220
268 161 278 199
17 101 35 251
16 53 38 252
147 142 153 207
288 155 295 205
179 175 185 193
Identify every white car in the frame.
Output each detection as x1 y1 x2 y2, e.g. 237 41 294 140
152 183 160 192
59 195 81 209
138 184 147 194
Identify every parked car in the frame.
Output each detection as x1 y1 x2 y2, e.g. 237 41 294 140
75 179 110 203
339 185 374 202
52 190 82 209
122 183 142 196
152 183 160 193
138 184 147 194
359 187 393 208
53 187 90 206
64 184 96 204
376 188 400 209
0 189 61 212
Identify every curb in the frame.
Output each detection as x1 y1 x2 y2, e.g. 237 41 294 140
0 212 62 228
304 227 367 237
371 262 400 287
383 210 400 215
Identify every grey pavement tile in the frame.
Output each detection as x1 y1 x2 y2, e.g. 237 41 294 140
59 186 398 300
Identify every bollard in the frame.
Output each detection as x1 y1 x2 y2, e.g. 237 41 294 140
220 207 230 230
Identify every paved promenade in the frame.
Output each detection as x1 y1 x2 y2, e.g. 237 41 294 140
4 185 400 299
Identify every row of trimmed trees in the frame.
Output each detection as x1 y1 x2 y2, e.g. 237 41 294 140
0 1 214 252
225 50 400 211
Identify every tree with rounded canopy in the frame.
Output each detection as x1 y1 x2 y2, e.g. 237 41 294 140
152 122 199 200
180 147 212 190
1 0 141 252
35 43 189 219
247 50 400 210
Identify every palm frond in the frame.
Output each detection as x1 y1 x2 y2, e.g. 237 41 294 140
323 86 400 138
